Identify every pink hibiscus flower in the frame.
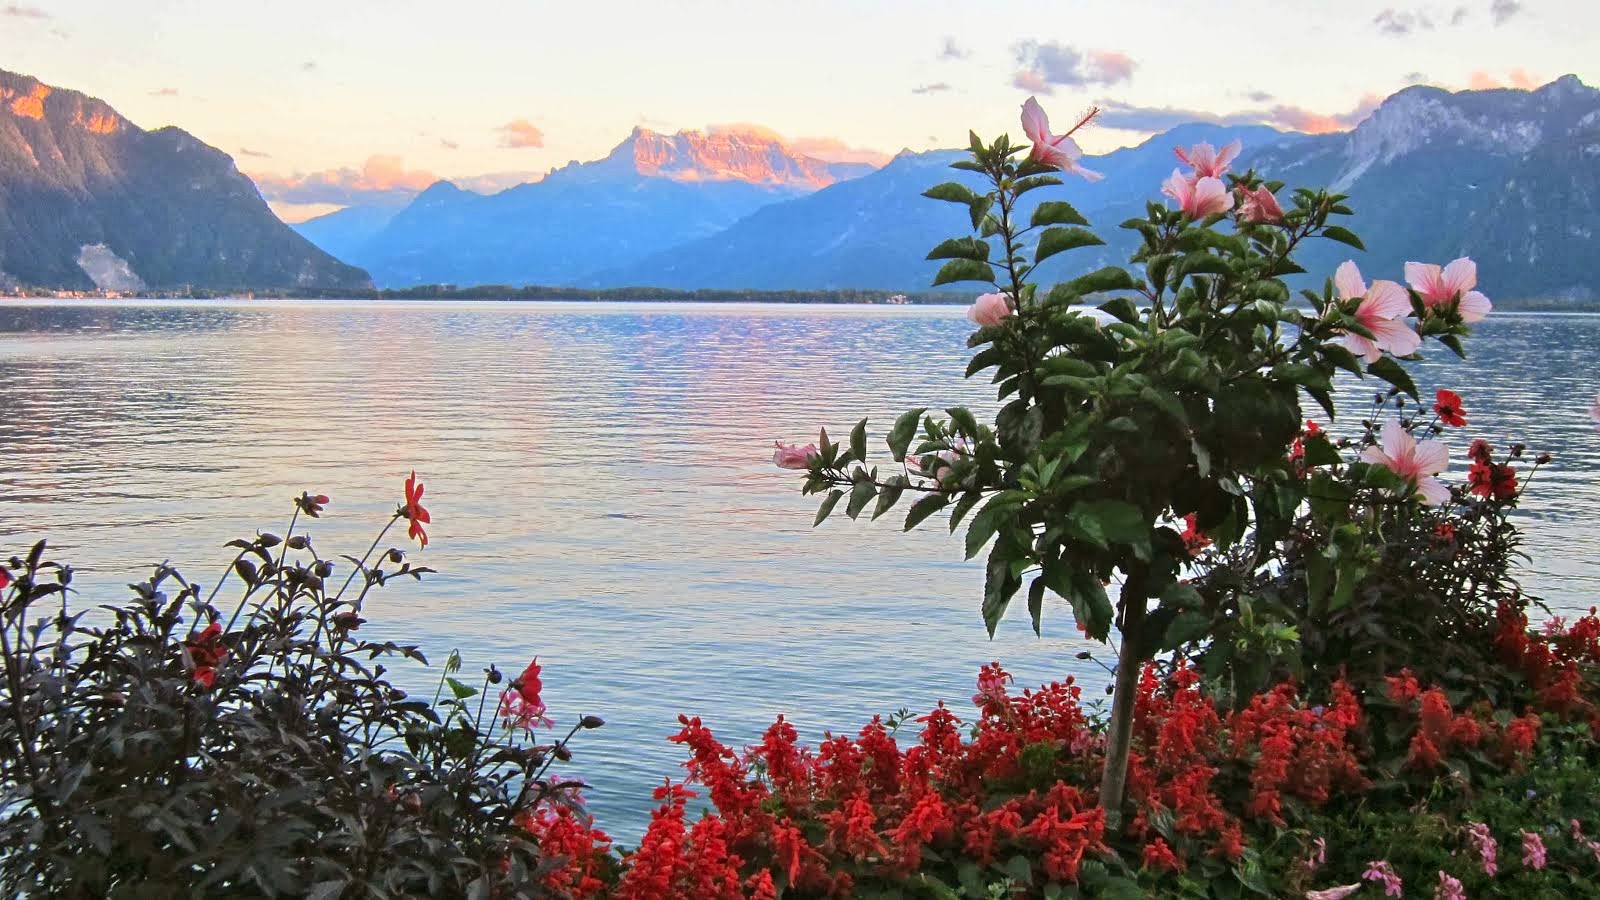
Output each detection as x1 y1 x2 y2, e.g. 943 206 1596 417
1335 260 1420 363
1175 139 1242 179
1162 169 1234 218
1363 419 1451 505
1404 257 1491 323
1236 185 1284 224
1020 97 1103 181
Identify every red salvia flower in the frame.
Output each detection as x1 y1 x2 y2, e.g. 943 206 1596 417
1434 389 1467 427
402 471 430 548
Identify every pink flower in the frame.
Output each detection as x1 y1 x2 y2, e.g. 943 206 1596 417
1405 257 1491 323
1020 97 1103 181
1522 830 1546 870
1162 169 1234 218
773 441 819 470
1466 822 1499 876
1309 837 1328 868
1362 419 1450 505
1362 860 1403 897
498 658 553 733
1435 871 1466 900
1237 185 1284 224
1175 139 1242 179
1335 260 1421 363
1306 887 1362 900
968 292 1013 328
972 665 1011 708
910 438 969 485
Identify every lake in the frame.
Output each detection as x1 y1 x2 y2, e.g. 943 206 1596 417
2 299 1599 840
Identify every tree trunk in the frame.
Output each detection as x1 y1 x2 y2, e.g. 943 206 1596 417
1097 569 1148 829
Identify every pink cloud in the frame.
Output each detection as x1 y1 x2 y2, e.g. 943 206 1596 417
498 118 545 149
250 154 440 205
1468 68 1540 90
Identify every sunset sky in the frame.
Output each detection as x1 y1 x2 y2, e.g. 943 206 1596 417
3 0 1593 220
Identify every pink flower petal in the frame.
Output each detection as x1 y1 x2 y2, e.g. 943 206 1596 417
1459 290 1492 323
1335 261 1365 301
1216 139 1242 171
1417 475 1451 506
1363 279 1412 320
1343 332 1381 363
1403 261 1439 296
1380 419 1410 465
1442 257 1477 295
1021 97 1049 144
1361 445 1391 467
1411 438 1450 476
1369 316 1421 358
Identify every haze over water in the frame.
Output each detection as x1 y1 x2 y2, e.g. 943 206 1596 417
3 299 1598 838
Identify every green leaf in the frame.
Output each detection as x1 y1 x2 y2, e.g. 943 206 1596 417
1322 225 1365 250
1034 227 1105 265
886 407 926 462
932 258 997 287
850 417 868 463
846 478 876 520
947 406 980 436
969 196 995 230
948 490 983 532
1064 266 1140 296
923 182 980 205
813 489 844 527
1366 356 1418 399
1027 576 1047 637
1071 499 1147 545
1097 296 1140 324
903 492 949 531
1069 570 1114 641
871 477 907 520
1030 200 1088 228
981 545 1021 636
446 677 478 700
966 346 1003 378
926 236 991 262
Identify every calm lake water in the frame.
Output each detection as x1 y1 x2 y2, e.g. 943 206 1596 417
2 299 1599 840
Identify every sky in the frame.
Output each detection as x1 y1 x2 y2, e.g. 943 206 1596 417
3 0 1594 221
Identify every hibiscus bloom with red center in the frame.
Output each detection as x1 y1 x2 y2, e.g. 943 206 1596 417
1434 389 1466 427
402 471 431 549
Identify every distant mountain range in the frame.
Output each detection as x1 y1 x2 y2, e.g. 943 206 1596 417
0 69 369 292
297 75 1600 304
301 128 876 288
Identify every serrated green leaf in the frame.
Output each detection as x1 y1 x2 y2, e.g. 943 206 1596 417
903 492 949 531
1034 227 1105 266
872 478 906 520
850 417 867 462
446 677 478 700
1097 296 1140 324
886 407 926 462
1322 225 1365 250
1065 266 1140 296
932 258 996 287
923 182 980 205
813 489 844 527
1366 356 1418 399
926 236 991 262
1030 200 1088 227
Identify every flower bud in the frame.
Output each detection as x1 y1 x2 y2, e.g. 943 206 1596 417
487 667 504 685
1074 651 1093 660
287 535 309 550
257 533 282 548
1535 452 1553 465
388 548 406 564
580 715 605 729
313 560 334 578
1510 443 1526 458
554 745 573 762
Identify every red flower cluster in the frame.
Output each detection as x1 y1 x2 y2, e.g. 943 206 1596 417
1180 513 1212 557
1289 419 1323 476
183 622 227 690
1466 440 1518 500
1493 602 1600 731
1387 666 1544 768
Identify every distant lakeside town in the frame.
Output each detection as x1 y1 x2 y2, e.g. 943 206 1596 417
0 285 975 305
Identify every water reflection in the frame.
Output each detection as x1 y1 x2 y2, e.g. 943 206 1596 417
1 299 1597 839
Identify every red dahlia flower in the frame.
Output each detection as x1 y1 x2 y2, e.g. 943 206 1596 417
403 471 430 548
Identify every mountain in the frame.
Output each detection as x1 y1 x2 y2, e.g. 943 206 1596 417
1247 74 1600 303
291 202 406 266
0 69 369 292
593 124 1301 290
600 78 1600 301
338 128 879 287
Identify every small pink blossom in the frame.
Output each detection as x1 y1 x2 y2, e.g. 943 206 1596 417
1162 169 1235 218
1466 822 1499 876
1306 886 1362 900
1305 836 1328 870
773 441 819 470
909 437 969 486
968 292 1013 328
1522 830 1547 870
1362 419 1451 505
1237 185 1284 224
1435 871 1466 900
972 667 1011 708
1021 97 1102 181
1175 139 1242 179
1362 860 1403 897
1334 260 1421 363
1405 257 1492 323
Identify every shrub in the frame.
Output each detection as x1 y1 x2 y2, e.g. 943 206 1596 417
0 478 611 897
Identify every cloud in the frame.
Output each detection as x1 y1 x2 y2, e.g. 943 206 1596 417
1094 93 1383 135
1 4 49 18
1468 68 1540 89
439 138 460 150
300 61 318 72
237 147 272 158
250 154 441 206
1373 7 1434 35
1490 0 1523 24
1403 71 1432 85
1012 41 1137 94
498 118 545 149
149 87 180 98
1243 90 1275 103
938 36 969 61
707 122 786 142
912 82 952 95
454 171 544 194
1450 5 1470 24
